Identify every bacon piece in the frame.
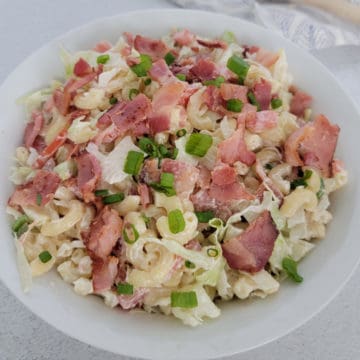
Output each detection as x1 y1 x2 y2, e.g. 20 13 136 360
246 110 278 133
220 83 248 103
9 170 60 209
73 58 92 77
284 114 339 177
222 210 278 272
118 288 149 310
190 59 219 82
253 79 272 111
76 152 101 203
174 29 195 46
138 183 151 206
253 48 279 68
202 85 224 114
211 163 236 186
93 40 112 53
85 206 123 260
209 182 255 203
92 256 119 293
218 117 256 166
32 136 46 153
134 35 168 60
196 165 212 189
24 111 44 148
161 159 200 199
255 160 283 200
290 89 313 117
149 59 177 85
148 82 185 134
140 158 161 184
197 38 227 49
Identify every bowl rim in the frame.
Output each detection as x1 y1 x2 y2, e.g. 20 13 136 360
1 8 360 360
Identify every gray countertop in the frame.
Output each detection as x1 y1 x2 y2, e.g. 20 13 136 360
1 1 359 359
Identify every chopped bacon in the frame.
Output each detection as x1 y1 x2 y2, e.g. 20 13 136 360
149 59 177 85
253 48 279 68
92 256 119 293
220 83 248 103
253 79 272 111
190 59 219 82
255 159 283 200
138 183 151 206
24 111 44 148
211 163 236 186
222 210 278 272
118 288 149 310
93 40 112 53
246 110 278 133
9 170 60 209
32 136 46 153
53 88 71 116
134 35 168 60
76 152 102 203
284 114 339 177
178 83 201 107
85 206 123 260
161 159 200 199
197 38 227 49
196 165 212 189
173 29 195 46
73 58 92 77
209 181 254 202
140 158 161 184
148 82 185 134
290 89 313 117
202 85 224 114
218 117 256 166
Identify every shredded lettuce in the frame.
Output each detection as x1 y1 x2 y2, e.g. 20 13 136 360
9 166 34 185
67 117 98 144
17 88 52 115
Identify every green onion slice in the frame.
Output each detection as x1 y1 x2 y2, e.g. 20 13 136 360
97 54 110 64
123 223 140 244
290 169 313 190
116 282 134 295
94 189 109 197
124 151 144 175
168 209 185 234
109 96 118 105
195 211 214 223
164 52 176 66
36 193 42 206
12 215 31 233
171 291 198 308
130 54 152 77
282 257 303 283
176 73 186 81
102 193 125 204
226 98 243 112
39 250 52 263
160 172 174 188
271 98 283 109
176 129 187 137
203 76 225 88
129 88 139 100
144 78 152 86
207 248 219 257
227 54 250 82
185 133 213 157
247 91 261 111
316 178 325 199
138 137 158 157
185 260 196 269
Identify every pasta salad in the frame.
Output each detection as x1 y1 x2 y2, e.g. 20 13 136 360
7 29 347 326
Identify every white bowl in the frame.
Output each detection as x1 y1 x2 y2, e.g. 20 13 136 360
0 9 359 360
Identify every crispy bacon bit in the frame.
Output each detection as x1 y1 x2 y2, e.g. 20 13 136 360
149 59 178 85
246 110 278 133
220 83 248 103
197 38 227 49
211 163 236 186
24 111 44 148
134 35 168 60
190 59 219 82
92 256 119 293
222 211 278 272
174 29 195 46
93 40 112 53
76 152 101 203
253 79 272 111
253 47 279 68
290 89 313 117
73 58 92 77
118 288 149 310
138 183 151 206
209 182 255 203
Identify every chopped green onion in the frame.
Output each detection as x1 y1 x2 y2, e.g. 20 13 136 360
317 178 325 199
123 223 139 244
185 260 196 269
185 133 213 157
150 171 176 196
39 250 52 264
176 129 187 137
158 144 169 157
94 189 109 197
203 76 225 88
171 291 198 308
164 52 176 66
227 54 250 83
124 151 144 175
226 98 243 112
36 193 42 206
168 209 186 234
167 147 178 160
141 213 150 225
265 163 274 170
144 78 152 86
102 193 125 204
176 73 186 81
116 282 134 295
109 96 118 105
17 223 29 237
130 54 152 77
195 211 214 223
290 169 313 190
12 215 31 233
222 30 236 44
247 91 260 111
207 248 219 257
160 172 174 188
282 257 303 283
129 88 139 100
138 137 158 157
271 98 283 109
97 54 110 64
150 182 176 196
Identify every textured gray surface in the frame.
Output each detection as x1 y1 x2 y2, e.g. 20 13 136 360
0 1 360 359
